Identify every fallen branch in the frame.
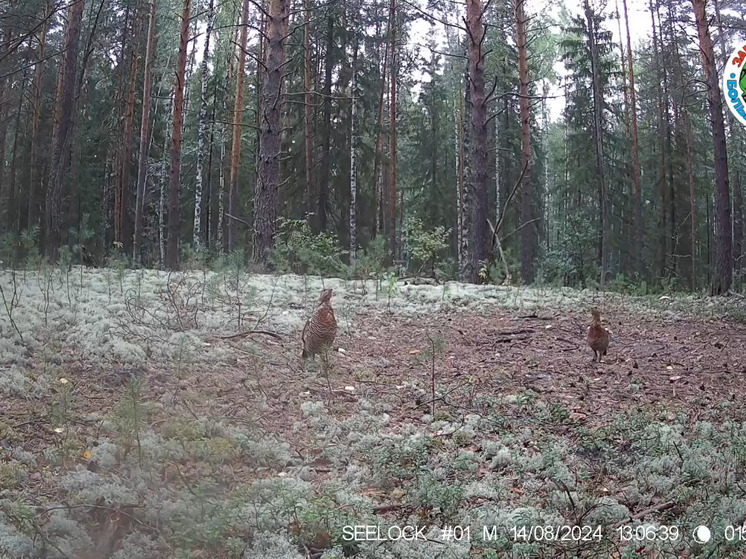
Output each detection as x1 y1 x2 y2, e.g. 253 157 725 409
614 501 676 528
225 212 251 226
217 329 283 341
373 503 403 514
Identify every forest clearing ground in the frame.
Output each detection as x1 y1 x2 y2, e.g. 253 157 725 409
3 268 746 558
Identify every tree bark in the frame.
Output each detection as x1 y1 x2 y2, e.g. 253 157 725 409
466 0 488 283
252 0 289 264
193 0 215 248
133 0 157 264
166 0 191 269
228 0 249 252
45 0 84 260
691 0 731 294
515 0 534 283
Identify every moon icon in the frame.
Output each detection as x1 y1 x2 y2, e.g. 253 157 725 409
692 525 711 544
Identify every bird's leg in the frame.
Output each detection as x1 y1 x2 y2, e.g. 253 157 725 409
321 349 333 399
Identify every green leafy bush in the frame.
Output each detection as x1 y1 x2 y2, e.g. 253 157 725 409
406 218 450 277
270 219 348 277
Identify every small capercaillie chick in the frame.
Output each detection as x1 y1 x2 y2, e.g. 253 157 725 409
301 288 337 359
587 308 610 363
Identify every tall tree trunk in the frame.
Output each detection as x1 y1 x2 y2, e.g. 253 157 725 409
459 65 472 282
160 92 173 268
113 0 132 251
8 68 27 233
318 15 333 233
228 0 249 252
713 0 743 278
349 41 358 266
388 0 398 261
27 8 49 231
373 19 389 238
515 0 534 283
684 110 697 290
166 0 191 269
133 0 157 264
622 0 643 275
193 0 215 248
691 0 731 294
118 25 140 255
304 0 313 216
584 0 608 288
0 27 13 233
466 0 488 283
252 0 289 264
650 0 667 278
45 0 84 260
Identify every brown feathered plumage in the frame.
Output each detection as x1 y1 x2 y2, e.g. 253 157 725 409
587 308 610 362
302 288 337 358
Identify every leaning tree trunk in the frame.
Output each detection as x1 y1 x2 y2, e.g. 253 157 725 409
228 0 249 252
691 0 731 294
466 0 488 283
45 0 84 261
252 0 289 264
515 0 534 284
133 0 157 264
166 0 191 270
193 0 215 248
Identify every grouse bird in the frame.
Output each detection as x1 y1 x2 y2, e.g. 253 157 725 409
302 288 337 359
587 308 610 363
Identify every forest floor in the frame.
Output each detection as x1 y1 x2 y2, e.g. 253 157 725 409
2 267 746 559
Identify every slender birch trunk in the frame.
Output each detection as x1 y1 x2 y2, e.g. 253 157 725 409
193 0 215 248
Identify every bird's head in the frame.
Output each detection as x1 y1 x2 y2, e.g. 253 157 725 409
590 308 601 321
319 288 333 304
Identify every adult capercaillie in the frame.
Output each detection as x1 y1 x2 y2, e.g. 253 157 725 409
302 288 337 359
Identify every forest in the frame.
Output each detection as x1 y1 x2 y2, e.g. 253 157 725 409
0 0 743 292
2 0 746 557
